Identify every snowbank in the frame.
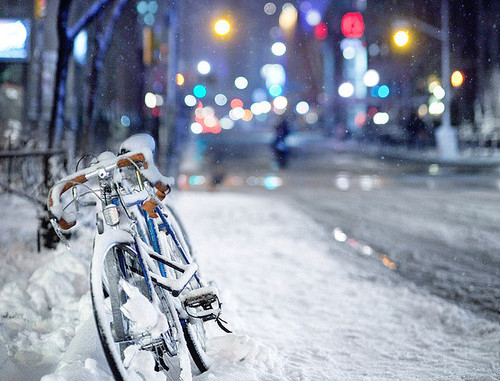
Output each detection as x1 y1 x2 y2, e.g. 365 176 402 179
0 192 498 380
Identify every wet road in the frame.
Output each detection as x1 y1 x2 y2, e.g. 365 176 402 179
179 132 500 322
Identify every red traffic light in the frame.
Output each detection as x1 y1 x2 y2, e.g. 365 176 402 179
314 22 328 40
341 12 364 39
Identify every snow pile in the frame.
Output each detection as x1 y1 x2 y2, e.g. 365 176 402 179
0 192 499 380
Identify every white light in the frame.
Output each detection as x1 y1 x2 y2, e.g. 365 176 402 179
305 111 318 124
433 85 445 100
251 102 263 115
184 94 197 107
333 228 347 242
271 42 286 56
363 69 380 87
305 10 321 26
342 46 356 60
197 60 211 75
234 76 248 89
215 93 227 106
373 112 390 125
273 96 288 110
261 64 286 88
155 94 164 106
338 82 354 98
145 92 156 108
429 102 445 115
295 101 309 115
0 21 27 52
220 117 234 130
264 2 277 15
190 122 203 134
204 115 217 128
260 101 272 113
229 107 244 120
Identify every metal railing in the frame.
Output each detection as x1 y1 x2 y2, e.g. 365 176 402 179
0 148 67 205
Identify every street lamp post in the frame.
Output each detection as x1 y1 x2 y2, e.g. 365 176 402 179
395 0 458 158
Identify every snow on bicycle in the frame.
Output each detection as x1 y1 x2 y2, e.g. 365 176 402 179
47 134 226 381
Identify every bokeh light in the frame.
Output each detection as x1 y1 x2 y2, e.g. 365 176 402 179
230 98 244 109
342 46 355 60
193 85 207 98
264 2 277 15
214 19 231 36
373 112 389 125
279 3 298 31
184 95 196 107
394 30 409 47
273 95 288 110
305 10 321 26
363 69 380 87
176 73 185 86
145 92 156 108
215 93 228 106
451 70 464 87
433 85 445 100
271 42 286 56
338 82 354 98
120 115 131 127
234 76 249 89
269 84 283 97
190 122 203 134
295 101 310 115
377 85 390 98
197 60 211 75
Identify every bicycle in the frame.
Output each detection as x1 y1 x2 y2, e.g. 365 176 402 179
48 134 226 380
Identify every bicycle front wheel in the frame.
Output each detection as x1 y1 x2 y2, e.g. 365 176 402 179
90 241 183 381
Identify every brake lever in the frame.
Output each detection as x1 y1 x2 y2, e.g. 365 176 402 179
50 218 71 250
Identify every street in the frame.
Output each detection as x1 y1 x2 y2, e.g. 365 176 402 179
179 132 500 322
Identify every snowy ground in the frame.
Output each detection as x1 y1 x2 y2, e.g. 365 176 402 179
0 191 499 380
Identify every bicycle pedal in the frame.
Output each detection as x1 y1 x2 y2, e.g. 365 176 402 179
181 286 221 320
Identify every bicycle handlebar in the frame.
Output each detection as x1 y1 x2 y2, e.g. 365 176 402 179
48 149 173 230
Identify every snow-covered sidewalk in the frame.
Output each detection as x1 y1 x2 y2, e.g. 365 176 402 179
0 192 498 380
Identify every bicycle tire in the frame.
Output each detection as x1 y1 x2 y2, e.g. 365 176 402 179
159 204 211 373
90 241 183 381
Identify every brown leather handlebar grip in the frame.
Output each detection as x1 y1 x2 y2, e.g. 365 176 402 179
117 153 148 169
59 218 77 230
141 184 171 218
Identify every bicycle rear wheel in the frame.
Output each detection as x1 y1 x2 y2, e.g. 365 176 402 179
158 205 211 373
90 241 183 381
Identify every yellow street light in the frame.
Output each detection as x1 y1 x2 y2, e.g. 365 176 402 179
214 19 231 36
394 30 409 47
451 70 464 87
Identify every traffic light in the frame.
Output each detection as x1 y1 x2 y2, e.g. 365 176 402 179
341 12 364 39
314 22 328 40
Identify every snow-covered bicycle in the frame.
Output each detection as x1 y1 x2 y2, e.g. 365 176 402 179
48 134 224 380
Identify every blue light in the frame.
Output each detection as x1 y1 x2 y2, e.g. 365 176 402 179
120 115 131 127
73 30 87 65
144 13 155 26
264 175 283 190
370 86 379 97
378 85 390 98
269 84 282 97
189 175 206 186
193 85 207 98
137 1 148 14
